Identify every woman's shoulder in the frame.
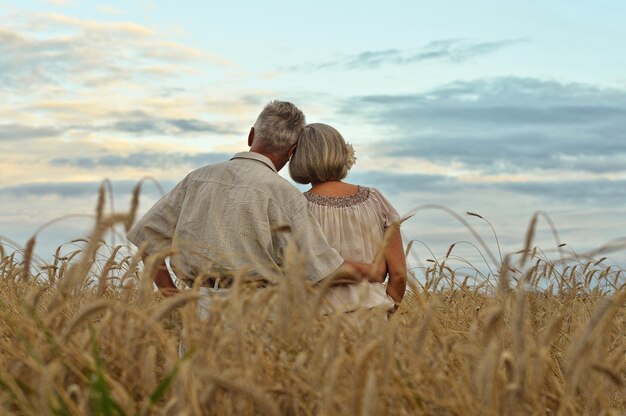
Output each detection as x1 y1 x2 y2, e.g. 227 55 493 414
365 187 401 225
365 187 393 204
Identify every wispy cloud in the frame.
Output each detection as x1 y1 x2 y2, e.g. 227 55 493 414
96 6 125 16
498 178 626 204
349 171 459 195
0 113 238 143
0 12 230 91
105 111 239 136
50 151 232 169
0 124 64 141
39 0 77 6
0 179 176 198
293 39 526 71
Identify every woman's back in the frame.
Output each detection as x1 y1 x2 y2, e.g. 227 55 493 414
304 186 399 263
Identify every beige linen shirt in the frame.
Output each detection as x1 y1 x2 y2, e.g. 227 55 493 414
128 152 344 285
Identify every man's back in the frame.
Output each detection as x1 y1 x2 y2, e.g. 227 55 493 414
128 152 343 285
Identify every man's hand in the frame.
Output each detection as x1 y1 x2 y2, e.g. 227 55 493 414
342 260 386 283
142 254 179 297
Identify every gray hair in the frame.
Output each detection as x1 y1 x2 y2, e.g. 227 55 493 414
289 123 352 184
253 100 306 153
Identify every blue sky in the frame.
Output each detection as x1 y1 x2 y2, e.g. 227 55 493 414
1 0 625 271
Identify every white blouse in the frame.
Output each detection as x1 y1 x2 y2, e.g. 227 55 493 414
305 186 401 312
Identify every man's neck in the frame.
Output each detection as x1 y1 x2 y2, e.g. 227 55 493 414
249 148 285 172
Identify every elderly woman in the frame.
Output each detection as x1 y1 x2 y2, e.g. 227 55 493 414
289 123 407 314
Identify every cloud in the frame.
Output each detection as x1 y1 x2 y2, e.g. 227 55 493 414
0 124 64 140
106 111 239 136
95 6 125 16
345 77 626 174
40 0 77 6
0 12 229 91
294 39 526 71
346 169 626 209
0 181 120 198
50 151 232 169
0 111 239 143
0 116 236 144
498 178 626 204
0 9 267 174
44 12 154 35
348 170 459 195
0 179 176 198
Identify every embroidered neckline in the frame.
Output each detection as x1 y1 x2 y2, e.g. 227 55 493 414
304 186 370 208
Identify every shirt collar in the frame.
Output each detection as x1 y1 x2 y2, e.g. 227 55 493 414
231 151 278 173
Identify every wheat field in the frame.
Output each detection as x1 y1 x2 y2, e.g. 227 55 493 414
1 186 625 415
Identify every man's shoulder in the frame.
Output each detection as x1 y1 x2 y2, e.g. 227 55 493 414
187 160 229 177
266 173 303 195
265 176 308 216
266 173 299 191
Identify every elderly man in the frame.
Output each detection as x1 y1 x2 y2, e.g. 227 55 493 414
128 100 378 295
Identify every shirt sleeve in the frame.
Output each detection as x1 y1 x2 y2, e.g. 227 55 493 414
288 206 344 283
127 179 188 255
371 188 401 228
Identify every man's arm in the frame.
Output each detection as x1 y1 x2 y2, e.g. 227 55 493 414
128 177 188 261
128 179 189 297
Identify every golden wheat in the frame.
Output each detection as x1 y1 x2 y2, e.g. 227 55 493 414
0 195 624 415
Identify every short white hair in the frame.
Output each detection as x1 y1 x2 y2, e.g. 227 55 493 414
253 100 306 153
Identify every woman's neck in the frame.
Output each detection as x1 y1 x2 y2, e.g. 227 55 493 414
309 181 359 196
311 180 341 188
